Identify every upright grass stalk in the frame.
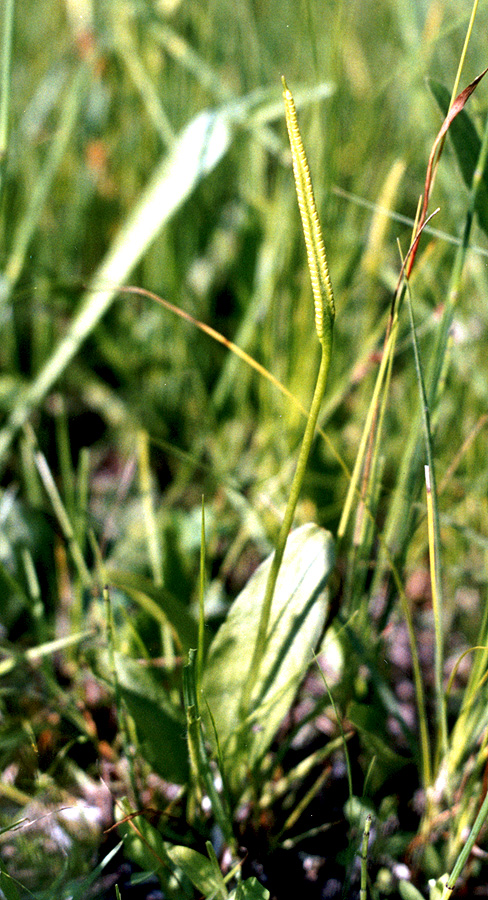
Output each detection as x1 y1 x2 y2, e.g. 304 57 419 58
424 465 448 768
444 0 480 116
337 202 447 811
137 430 176 670
337 223 434 801
240 78 335 716
440 785 488 900
337 201 436 548
115 30 175 149
2 61 91 303
183 649 234 850
23 425 93 596
0 0 14 199
405 280 449 772
103 585 142 822
360 814 372 900
337 320 399 543
435 92 488 397
377 61 488 582
197 497 206 692
447 592 488 777
54 398 76 522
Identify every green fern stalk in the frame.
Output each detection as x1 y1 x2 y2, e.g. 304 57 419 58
240 78 335 716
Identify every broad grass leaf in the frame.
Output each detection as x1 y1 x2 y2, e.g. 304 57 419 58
398 882 427 900
107 570 201 653
0 562 28 631
0 872 21 900
429 875 449 900
0 107 232 471
202 523 335 795
347 701 409 778
429 79 488 237
118 812 230 898
114 652 189 784
230 878 270 900
164 845 227 899
116 811 187 898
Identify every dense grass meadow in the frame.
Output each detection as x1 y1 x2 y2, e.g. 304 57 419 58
2 0 488 897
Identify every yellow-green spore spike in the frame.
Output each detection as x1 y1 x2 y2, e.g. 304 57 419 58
282 77 335 346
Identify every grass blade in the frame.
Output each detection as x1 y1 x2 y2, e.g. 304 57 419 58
0 0 15 200
0 105 232 472
405 280 448 771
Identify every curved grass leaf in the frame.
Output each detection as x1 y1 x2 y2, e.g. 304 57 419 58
201 523 334 796
116 809 191 898
106 570 201 653
398 880 426 900
429 78 488 237
231 878 270 900
0 106 232 472
0 79 334 474
114 652 189 784
0 871 21 900
165 844 227 899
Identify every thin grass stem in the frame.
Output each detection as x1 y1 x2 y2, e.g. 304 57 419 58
405 279 449 767
425 465 448 766
441 785 488 900
337 321 399 542
137 430 174 667
29 432 93 593
183 649 234 849
448 0 480 106
2 62 91 299
360 814 372 900
314 652 353 802
197 496 206 692
379 68 488 581
0 0 14 197
240 346 332 714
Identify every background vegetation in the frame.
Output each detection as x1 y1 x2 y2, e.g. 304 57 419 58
1 0 488 898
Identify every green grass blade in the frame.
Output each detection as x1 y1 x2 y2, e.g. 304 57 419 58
183 649 234 848
33 440 93 591
441 786 488 899
0 105 232 472
378 77 488 584
405 280 448 769
115 34 175 148
0 629 94 677
360 814 372 900
0 0 15 200
337 320 399 541
105 570 201 653
197 496 206 691
163 843 228 900
3 61 91 295
0 871 21 900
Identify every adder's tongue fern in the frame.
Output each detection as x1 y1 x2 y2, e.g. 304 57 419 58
240 78 336 717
